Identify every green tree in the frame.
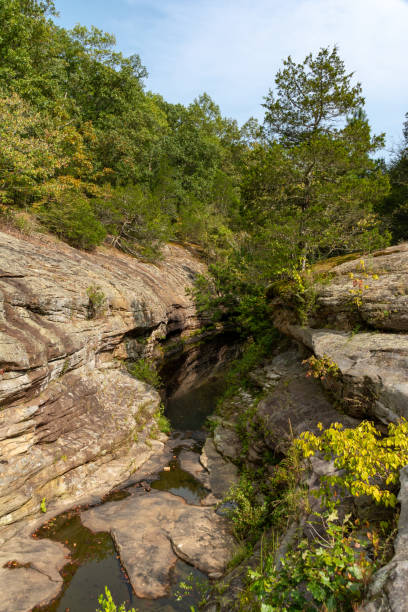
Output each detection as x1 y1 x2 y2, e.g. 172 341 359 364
380 112 408 241
243 46 389 269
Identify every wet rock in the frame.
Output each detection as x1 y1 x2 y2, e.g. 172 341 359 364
0 536 68 612
81 489 235 598
178 450 211 488
200 439 239 500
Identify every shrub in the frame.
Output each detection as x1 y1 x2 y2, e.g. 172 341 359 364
155 403 171 434
302 354 340 380
296 419 408 508
39 194 106 250
96 587 136 612
247 512 372 612
127 358 161 389
86 285 107 319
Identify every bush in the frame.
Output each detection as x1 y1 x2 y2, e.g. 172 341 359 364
127 358 162 389
247 512 372 612
39 194 106 250
96 587 136 612
86 285 107 319
296 419 408 508
155 404 171 434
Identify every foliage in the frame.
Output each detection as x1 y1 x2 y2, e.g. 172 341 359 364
39 194 106 250
96 587 136 612
93 185 171 260
86 285 107 319
155 403 171 434
379 112 408 241
296 419 408 508
127 358 162 389
246 512 372 611
40 497 47 513
302 354 340 380
224 474 269 541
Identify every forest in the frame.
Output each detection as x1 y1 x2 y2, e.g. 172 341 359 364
1 0 408 345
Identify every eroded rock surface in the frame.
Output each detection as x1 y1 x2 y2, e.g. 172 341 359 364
0 229 205 538
0 537 68 612
285 326 408 423
81 488 235 598
313 244 408 332
200 438 239 501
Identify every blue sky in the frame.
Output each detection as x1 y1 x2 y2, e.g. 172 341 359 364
54 0 408 156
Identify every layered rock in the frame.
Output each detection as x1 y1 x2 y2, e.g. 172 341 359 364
268 245 408 611
0 230 205 540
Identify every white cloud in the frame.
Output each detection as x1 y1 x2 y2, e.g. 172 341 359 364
112 0 408 151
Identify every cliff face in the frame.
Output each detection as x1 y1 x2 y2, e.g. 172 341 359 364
0 230 205 541
268 244 408 612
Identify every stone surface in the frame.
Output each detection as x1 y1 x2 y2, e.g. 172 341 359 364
286 326 408 423
178 449 211 488
0 229 206 538
255 349 358 454
213 422 242 463
81 488 235 598
313 244 408 332
361 465 408 611
0 536 68 612
200 438 239 500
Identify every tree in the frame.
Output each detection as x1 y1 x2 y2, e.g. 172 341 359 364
263 46 364 146
381 112 408 241
242 46 390 269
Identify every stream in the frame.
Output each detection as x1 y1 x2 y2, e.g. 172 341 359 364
33 376 227 612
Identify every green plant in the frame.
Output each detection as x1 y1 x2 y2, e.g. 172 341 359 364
96 586 137 612
155 403 171 434
86 285 107 319
296 419 408 508
40 497 47 513
246 511 372 611
127 359 161 389
223 474 268 541
39 194 106 250
302 354 340 380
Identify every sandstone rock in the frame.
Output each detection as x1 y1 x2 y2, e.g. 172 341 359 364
255 350 358 454
286 326 408 423
0 537 68 612
0 229 205 537
81 489 235 598
200 438 239 500
213 423 242 463
360 465 408 611
313 244 408 332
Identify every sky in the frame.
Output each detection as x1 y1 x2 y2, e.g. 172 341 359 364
54 0 408 156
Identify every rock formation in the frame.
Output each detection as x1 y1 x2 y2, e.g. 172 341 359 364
0 229 205 541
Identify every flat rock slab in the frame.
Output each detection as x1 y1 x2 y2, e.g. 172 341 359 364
200 439 239 500
178 449 211 488
0 537 68 612
81 489 235 599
